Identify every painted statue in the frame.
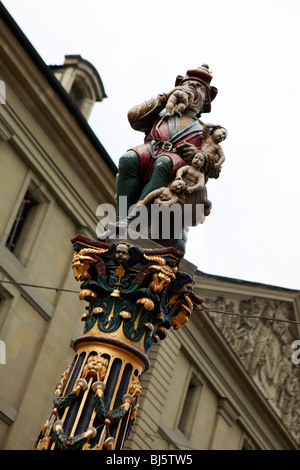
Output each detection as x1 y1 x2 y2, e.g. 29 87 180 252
99 64 227 251
116 64 219 215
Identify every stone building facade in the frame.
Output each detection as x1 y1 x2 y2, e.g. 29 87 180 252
126 272 300 450
0 4 299 451
0 4 116 450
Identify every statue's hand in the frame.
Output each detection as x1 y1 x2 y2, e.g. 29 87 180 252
176 142 198 163
185 187 193 194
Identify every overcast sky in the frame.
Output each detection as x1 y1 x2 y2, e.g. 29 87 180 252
2 0 300 290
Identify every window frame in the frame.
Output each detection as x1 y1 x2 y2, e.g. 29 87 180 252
3 177 50 267
176 369 203 439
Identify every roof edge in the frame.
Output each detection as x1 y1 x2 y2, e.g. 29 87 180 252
0 3 117 175
196 269 300 294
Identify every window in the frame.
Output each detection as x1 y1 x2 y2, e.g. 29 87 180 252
6 191 38 253
177 375 201 437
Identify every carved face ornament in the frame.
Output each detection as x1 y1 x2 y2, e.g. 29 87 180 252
115 244 130 265
72 253 96 281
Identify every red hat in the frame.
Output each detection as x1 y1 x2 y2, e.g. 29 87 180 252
175 64 218 113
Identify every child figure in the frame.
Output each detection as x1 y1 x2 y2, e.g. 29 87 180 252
126 179 186 227
164 86 194 118
175 153 205 194
175 153 210 225
200 123 227 179
136 179 186 207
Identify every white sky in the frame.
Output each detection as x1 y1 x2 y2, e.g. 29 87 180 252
2 0 300 290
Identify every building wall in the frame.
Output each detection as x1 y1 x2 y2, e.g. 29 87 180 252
124 274 300 450
0 7 116 450
1 6 300 451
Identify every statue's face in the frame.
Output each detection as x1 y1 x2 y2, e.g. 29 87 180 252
178 281 194 295
192 154 205 168
183 79 207 113
170 179 185 193
115 244 130 265
213 127 227 143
